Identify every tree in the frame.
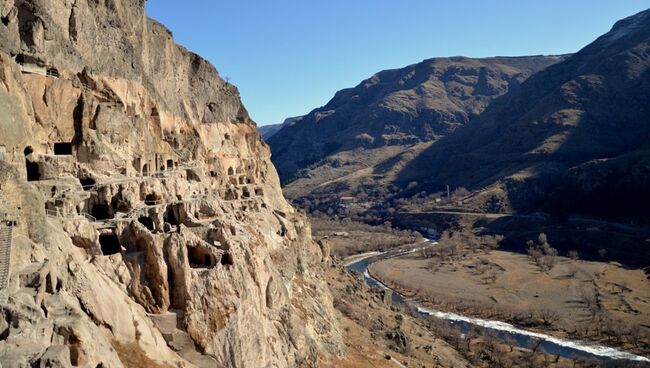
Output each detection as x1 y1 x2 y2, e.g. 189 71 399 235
567 249 580 261
536 308 560 327
527 233 558 272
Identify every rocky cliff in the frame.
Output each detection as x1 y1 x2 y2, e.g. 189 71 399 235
0 0 342 367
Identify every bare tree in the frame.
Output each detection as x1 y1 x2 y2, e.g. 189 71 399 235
535 308 560 327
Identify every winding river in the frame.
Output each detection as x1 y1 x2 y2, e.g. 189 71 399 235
345 241 650 363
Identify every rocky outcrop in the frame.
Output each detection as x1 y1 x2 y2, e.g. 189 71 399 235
0 0 342 367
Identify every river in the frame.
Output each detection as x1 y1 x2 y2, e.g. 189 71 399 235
345 241 650 364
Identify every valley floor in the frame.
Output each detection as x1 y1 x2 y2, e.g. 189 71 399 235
368 244 650 357
313 218 645 367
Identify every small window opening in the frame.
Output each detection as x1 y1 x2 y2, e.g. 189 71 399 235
46 68 59 78
227 167 234 175
224 133 230 140
167 159 174 170
142 164 149 176
242 188 251 199
221 253 234 266
54 142 72 155
99 233 121 255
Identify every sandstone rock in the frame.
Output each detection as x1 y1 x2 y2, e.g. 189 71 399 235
0 0 343 367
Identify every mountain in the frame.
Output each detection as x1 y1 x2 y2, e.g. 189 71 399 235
258 115 303 140
268 55 561 206
0 0 341 367
394 8 650 221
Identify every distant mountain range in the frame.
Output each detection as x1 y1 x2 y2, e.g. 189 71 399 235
267 9 650 223
258 116 304 140
268 55 562 182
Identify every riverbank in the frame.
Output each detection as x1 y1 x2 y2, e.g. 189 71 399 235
368 248 650 358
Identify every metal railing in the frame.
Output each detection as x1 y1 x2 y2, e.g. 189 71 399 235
0 220 14 303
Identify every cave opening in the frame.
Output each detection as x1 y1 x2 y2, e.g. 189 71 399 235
142 164 149 176
188 246 215 268
138 216 154 231
26 160 41 181
54 142 72 155
99 234 121 255
24 146 41 181
224 189 237 201
164 208 180 226
92 203 111 220
144 193 158 206
242 188 251 199
227 167 234 175
79 177 96 190
167 159 174 170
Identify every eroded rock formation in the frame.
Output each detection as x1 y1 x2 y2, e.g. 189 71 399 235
0 0 342 366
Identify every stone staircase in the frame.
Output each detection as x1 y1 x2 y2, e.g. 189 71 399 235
0 222 13 302
149 310 221 367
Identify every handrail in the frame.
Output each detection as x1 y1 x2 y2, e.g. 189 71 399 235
45 209 97 222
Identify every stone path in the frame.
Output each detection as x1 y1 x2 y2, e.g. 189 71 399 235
149 310 222 367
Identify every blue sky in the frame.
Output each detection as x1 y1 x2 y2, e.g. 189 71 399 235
145 1 650 126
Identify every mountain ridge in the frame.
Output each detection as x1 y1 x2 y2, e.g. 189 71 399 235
393 8 650 220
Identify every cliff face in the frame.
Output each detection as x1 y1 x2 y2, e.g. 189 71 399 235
0 1 342 367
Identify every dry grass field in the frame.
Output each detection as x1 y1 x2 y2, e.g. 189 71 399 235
369 248 650 353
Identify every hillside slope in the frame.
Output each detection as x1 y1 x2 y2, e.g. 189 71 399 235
396 9 650 221
268 55 560 209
